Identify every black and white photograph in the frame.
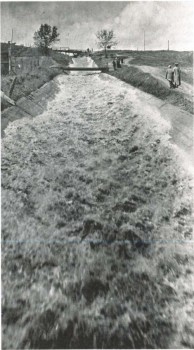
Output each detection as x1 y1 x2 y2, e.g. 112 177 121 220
1 0 194 348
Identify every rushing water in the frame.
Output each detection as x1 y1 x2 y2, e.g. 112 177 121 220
2 57 193 349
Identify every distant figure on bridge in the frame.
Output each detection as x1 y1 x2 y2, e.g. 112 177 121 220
112 58 116 70
173 63 181 88
165 65 174 89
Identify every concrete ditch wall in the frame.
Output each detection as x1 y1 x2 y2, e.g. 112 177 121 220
1 78 60 136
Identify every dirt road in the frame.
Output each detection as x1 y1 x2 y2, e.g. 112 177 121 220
125 57 193 99
2 57 194 349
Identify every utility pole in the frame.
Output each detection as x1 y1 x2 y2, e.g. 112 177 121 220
168 40 169 51
8 41 11 74
144 30 145 51
8 29 14 74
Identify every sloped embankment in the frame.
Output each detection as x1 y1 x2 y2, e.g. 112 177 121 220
1 79 60 136
92 55 193 114
2 65 194 349
109 66 193 114
1 52 72 135
1 52 71 111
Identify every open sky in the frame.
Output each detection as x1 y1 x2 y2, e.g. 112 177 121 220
1 1 194 51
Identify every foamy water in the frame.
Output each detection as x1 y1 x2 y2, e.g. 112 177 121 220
2 56 193 349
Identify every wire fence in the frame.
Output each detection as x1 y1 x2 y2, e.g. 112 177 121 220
11 56 40 74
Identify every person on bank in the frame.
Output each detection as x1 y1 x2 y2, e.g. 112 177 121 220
166 65 174 88
116 57 121 68
112 58 116 70
173 63 181 88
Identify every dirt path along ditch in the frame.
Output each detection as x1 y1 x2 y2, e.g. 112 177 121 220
1 57 194 349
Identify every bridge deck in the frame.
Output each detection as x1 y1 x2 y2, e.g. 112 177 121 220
54 50 83 54
61 67 109 72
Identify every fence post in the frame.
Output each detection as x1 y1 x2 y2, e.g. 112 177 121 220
14 57 16 73
9 76 17 97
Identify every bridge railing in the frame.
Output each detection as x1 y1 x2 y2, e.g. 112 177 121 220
59 47 69 51
53 48 84 54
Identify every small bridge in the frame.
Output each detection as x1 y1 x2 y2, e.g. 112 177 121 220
53 47 84 55
62 67 109 72
50 65 109 73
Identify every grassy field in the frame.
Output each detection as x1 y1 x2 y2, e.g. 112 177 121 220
94 50 193 68
92 50 193 113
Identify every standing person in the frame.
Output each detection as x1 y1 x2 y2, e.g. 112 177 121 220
116 57 121 68
173 63 181 88
112 58 116 70
165 65 174 89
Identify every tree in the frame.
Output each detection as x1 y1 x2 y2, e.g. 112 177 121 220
34 24 60 54
96 30 117 58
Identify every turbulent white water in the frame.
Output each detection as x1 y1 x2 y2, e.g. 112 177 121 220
2 56 193 349
70 56 101 75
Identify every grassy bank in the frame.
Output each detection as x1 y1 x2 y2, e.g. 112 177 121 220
111 66 193 113
92 51 193 114
1 50 72 111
